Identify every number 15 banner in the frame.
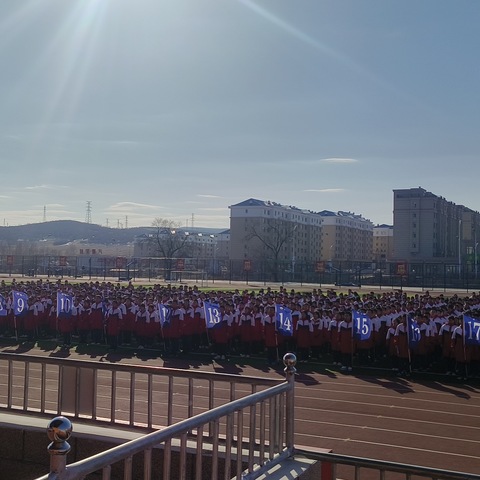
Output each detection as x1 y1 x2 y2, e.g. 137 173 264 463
352 311 372 341
464 315 480 346
275 305 293 336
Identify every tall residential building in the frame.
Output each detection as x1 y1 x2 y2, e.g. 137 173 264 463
392 187 480 263
229 198 373 265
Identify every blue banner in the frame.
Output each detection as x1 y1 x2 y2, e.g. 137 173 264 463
464 315 480 346
12 291 28 316
407 315 421 349
158 304 172 327
275 304 293 336
352 310 372 340
204 301 222 329
57 292 73 317
0 294 7 317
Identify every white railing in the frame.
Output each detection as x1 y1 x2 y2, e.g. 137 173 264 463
0 352 296 480
0 352 282 430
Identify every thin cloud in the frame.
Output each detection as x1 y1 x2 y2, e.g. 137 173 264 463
320 158 358 164
304 188 345 193
198 207 229 212
198 194 222 199
107 202 164 211
25 184 67 190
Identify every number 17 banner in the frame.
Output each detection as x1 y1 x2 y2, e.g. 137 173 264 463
464 315 480 346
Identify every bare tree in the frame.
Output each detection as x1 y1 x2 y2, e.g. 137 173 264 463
246 219 295 282
150 218 191 279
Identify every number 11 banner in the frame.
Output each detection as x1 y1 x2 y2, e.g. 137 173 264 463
275 304 293 336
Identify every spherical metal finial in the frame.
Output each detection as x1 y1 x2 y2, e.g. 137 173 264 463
47 416 73 443
47 416 72 457
283 352 297 373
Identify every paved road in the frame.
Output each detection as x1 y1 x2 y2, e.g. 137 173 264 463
1 343 480 476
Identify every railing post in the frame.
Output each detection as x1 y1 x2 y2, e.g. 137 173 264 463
283 352 297 455
46 416 72 478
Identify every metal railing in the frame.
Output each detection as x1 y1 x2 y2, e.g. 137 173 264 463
32 354 297 480
0 352 282 430
296 449 480 480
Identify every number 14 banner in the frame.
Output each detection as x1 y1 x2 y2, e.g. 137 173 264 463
275 305 293 336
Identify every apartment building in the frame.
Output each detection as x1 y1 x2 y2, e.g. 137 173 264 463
373 224 394 264
229 198 373 264
392 187 480 263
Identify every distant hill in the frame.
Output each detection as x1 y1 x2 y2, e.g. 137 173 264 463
0 221 227 245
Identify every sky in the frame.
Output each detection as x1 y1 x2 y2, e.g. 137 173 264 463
1 0 479 229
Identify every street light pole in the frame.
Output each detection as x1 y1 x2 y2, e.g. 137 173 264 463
291 225 297 281
458 219 462 279
475 241 478 280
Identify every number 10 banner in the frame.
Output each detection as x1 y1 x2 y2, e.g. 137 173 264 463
57 292 73 317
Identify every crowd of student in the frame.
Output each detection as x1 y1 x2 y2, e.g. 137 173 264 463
0 278 479 380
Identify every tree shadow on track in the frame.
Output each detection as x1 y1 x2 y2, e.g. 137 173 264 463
416 380 473 399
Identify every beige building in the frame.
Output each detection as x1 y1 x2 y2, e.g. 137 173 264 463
229 199 373 266
393 187 480 264
373 224 394 264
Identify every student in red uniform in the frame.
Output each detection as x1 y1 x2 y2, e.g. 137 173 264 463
337 311 354 371
105 299 123 351
262 305 278 366
135 303 149 349
296 310 313 362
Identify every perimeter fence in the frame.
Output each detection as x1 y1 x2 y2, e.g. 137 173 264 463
1 254 480 290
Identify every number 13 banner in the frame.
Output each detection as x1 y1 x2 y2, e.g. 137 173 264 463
352 311 372 340
204 301 222 329
275 305 293 336
464 315 480 346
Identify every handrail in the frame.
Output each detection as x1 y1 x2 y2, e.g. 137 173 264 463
295 449 480 480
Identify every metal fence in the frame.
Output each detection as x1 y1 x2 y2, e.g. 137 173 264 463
1 254 480 290
25 354 297 480
0 352 281 430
